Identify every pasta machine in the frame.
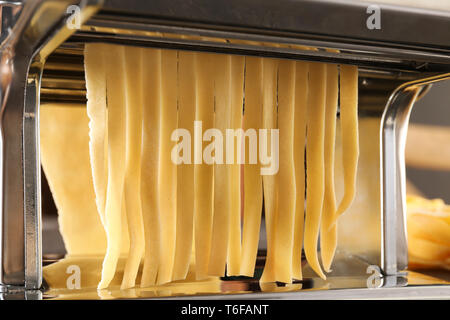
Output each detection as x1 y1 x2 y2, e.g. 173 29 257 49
1 0 450 299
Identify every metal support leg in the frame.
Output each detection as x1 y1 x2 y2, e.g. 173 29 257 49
381 73 450 276
23 61 44 290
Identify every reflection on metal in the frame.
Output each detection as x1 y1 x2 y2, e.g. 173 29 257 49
36 253 447 300
23 61 43 290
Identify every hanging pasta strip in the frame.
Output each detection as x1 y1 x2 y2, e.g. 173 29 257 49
304 62 327 280
40 104 107 256
320 63 339 272
173 51 196 281
260 58 279 283
273 59 296 284
98 44 127 289
140 48 162 287
335 65 359 220
157 49 178 285
121 46 145 289
209 54 232 276
240 57 263 277
194 52 215 280
292 61 308 280
226 55 245 276
84 43 108 226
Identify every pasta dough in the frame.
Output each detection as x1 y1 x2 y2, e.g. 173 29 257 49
40 104 107 255
157 49 178 285
240 57 263 277
140 48 161 287
98 45 128 289
194 52 215 280
122 47 145 289
273 60 296 284
173 51 196 281
292 61 308 280
304 62 327 280
209 54 232 276
335 65 359 220
406 196 450 270
44 44 361 291
260 58 279 283
84 44 108 226
226 55 245 276
320 63 339 272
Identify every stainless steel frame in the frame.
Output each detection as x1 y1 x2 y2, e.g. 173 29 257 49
381 74 450 277
0 0 100 289
0 0 449 298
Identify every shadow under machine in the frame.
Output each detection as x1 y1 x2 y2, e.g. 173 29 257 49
1 0 450 299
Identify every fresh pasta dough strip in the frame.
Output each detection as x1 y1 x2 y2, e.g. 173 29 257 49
226 55 245 276
408 213 450 246
408 237 450 262
304 62 327 280
173 51 196 281
240 57 263 277
40 104 107 256
157 49 178 285
80 44 363 287
292 61 308 280
121 46 145 289
98 44 127 289
209 54 232 276
320 63 339 273
335 65 359 219
140 48 161 287
273 59 296 283
260 58 278 283
84 44 108 226
194 52 215 280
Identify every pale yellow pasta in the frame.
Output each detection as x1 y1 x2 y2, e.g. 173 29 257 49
140 48 161 287
335 65 359 219
98 44 127 289
304 62 327 280
292 61 308 280
407 195 450 270
173 51 196 281
194 52 215 280
53 44 363 289
84 44 108 226
121 46 145 289
273 59 296 284
226 55 245 276
320 63 339 273
157 49 178 285
209 54 232 276
240 57 263 277
260 58 278 283
408 237 450 262
40 104 107 256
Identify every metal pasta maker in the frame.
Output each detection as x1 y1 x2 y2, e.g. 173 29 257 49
0 0 449 299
